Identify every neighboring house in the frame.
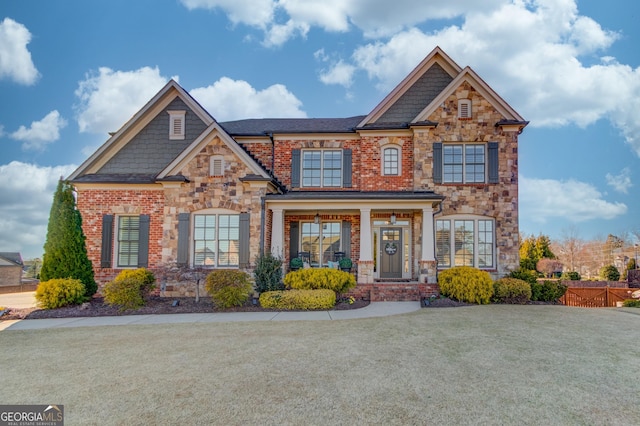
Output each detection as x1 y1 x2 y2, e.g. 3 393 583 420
0 252 24 287
69 47 527 300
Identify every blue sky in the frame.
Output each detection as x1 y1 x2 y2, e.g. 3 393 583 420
1 0 639 259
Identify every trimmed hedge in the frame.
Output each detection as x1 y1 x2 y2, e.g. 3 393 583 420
492 278 532 304
438 266 493 304
205 270 253 309
103 268 156 311
35 278 86 309
259 289 336 310
531 280 567 302
284 268 356 294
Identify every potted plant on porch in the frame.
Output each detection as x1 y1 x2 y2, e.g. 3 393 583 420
289 257 303 271
338 257 352 272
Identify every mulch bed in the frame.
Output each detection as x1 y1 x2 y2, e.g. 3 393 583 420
0 296 372 321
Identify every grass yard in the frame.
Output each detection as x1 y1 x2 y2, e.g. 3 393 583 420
1 305 639 425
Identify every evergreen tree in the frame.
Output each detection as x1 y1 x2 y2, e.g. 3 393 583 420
40 180 97 297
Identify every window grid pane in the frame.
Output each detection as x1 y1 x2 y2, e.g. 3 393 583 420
478 220 494 267
465 145 485 183
302 150 342 187
383 147 399 175
118 216 140 267
443 145 463 183
322 151 342 187
194 214 216 266
321 222 341 265
301 222 321 266
302 151 321 187
218 215 240 266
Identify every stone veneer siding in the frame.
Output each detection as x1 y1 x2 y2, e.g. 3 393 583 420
414 82 520 276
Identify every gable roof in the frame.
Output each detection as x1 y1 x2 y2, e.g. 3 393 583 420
68 80 214 181
358 47 462 128
413 66 526 124
0 252 23 267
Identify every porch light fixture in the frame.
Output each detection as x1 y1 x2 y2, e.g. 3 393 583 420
314 212 320 224
390 212 397 224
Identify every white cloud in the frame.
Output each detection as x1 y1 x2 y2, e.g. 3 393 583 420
0 161 77 259
520 175 627 223
0 18 39 85
190 77 306 121
10 110 67 151
74 67 169 134
605 168 633 194
180 0 274 28
319 60 356 88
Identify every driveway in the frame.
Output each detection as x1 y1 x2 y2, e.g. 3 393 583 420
0 291 37 309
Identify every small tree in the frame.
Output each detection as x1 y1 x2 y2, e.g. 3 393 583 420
40 180 96 298
253 252 284 293
599 264 620 281
536 258 563 278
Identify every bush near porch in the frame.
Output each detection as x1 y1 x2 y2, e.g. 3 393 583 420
284 268 356 294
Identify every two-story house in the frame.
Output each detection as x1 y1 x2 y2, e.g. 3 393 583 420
69 47 527 301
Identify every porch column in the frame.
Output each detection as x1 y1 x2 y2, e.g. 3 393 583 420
420 205 438 284
270 207 284 257
358 208 374 284
421 206 435 261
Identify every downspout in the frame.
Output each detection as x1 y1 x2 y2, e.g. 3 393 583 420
260 196 265 255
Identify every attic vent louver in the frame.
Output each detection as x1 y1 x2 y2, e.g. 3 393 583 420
168 110 186 140
458 99 471 119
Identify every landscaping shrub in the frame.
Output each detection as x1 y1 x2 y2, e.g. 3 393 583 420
103 268 156 311
561 271 581 281
253 252 284 293
283 268 356 294
507 268 538 285
492 278 532 304
438 266 493 304
205 270 253 308
622 299 640 308
530 280 567 302
259 289 336 310
35 278 86 309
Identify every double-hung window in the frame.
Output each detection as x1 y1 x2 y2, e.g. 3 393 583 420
436 217 494 269
117 216 140 267
193 214 240 267
302 150 342 187
443 144 485 183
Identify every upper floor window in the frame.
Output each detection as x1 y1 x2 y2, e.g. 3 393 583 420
436 216 494 269
458 99 472 119
168 110 186 140
382 146 400 176
443 144 485 183
210 155 224 176
193 213 239 267
302 150 342 187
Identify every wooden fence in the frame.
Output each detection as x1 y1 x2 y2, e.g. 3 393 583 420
561 287 635 308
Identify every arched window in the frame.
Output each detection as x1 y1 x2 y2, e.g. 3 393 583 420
382 146 400 176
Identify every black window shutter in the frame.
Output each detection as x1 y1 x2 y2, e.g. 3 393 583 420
138 214 150 268
177 213 190 266
488 142 499 183
291 149 301 188
101 215 113 268
343 148 352 188
289 221 299 261
433 142 442 184
239 212 250 268
341 221 351 259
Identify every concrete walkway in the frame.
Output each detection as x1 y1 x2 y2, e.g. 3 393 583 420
0 291 421 331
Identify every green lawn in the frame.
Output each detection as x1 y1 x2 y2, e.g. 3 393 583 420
1 306 639 425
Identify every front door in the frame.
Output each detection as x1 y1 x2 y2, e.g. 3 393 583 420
380 227 402 278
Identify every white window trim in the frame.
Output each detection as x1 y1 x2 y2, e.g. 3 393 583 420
435 215 495 269
381 145 401 176
458 99 472 119
210 155 224 176
301 149 343 188
168 110 186 140
115 215 140 269
190 208 240 268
